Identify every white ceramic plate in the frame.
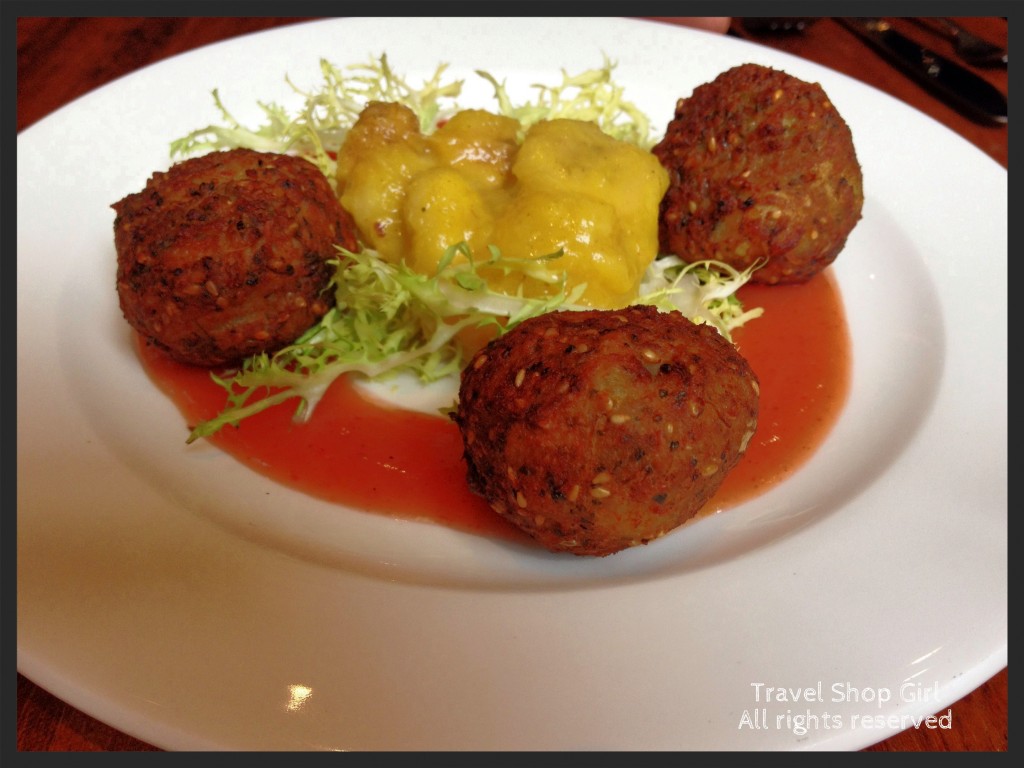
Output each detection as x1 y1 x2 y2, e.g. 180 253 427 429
17 17 1006 750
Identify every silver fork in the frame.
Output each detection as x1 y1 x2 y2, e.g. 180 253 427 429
933 17 1007 67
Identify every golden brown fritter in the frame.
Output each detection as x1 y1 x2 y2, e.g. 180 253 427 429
454 305 760 557
113 148 358 367
653 63 864 285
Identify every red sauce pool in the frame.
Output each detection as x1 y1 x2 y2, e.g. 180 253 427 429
138 271 851 544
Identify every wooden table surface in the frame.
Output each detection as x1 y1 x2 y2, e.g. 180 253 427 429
16 16 1007 752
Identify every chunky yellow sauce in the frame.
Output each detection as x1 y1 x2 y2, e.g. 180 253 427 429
335 102 669 308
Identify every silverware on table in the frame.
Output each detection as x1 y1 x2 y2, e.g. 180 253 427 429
741 18 819 34
835 18 1008 126
930 17 1008 68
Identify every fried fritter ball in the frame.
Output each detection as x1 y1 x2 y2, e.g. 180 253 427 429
113 148 358 367
454 305 760 557
653 63 864 285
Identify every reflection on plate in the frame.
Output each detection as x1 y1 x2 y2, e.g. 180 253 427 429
17 17 1006 750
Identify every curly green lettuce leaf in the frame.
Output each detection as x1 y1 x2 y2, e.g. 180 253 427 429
476 54 657 147
169 55 465 186
186 243 585 443
169 52 659 184
636 256 765 342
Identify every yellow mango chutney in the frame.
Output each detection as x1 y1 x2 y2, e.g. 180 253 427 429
335 102 670 309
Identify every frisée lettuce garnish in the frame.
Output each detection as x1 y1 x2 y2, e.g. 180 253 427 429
170 54 659 183
187 244 586 442
170 54 763 443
